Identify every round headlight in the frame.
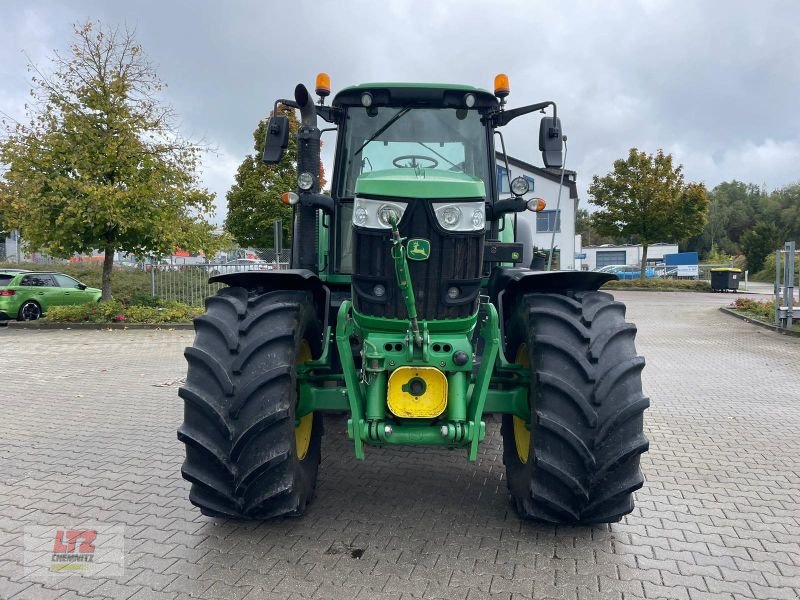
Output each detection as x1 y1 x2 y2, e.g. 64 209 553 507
472 208 484 229
298 172 314 191
373 284 386 298
354 207 368 226
464 93 476 108
378 205 401 227
361 92 373 107
510 176 530 196
447 286 460 299
440 206 462 230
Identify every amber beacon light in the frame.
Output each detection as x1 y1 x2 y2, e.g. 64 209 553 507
494 73 510 99
315 73 331 98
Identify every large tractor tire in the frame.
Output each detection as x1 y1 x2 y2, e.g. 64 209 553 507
501 290 649 524
177 287 323 519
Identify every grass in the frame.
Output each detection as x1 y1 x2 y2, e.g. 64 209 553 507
45 299 202 324
728 297 800 332
602 278 712 292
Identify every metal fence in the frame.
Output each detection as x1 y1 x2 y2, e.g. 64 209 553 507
150 250 291 306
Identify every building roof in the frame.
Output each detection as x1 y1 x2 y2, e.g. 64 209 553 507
583 243 679 249
495 152 578 199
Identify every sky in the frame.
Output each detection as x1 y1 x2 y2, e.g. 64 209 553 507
1 0 799 225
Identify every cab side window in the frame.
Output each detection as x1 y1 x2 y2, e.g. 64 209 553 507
20 274 56 287
54 274 81 288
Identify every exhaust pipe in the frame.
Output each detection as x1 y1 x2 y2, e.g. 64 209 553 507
294 84 318 128
292 84 321 272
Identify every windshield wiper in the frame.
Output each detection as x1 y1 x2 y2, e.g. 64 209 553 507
354 107 411 156
417 142 460 170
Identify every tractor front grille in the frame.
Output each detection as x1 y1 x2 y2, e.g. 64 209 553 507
352 199 484 321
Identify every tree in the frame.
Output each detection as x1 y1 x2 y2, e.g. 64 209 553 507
741 222 786 273
0 22 216 300
1 23 217 289
224 109 297 249
575 207 615 246
588 148 709 277
225 110 328 251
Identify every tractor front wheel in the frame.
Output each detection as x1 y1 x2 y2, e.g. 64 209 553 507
501 290 649 524
177 287 323 518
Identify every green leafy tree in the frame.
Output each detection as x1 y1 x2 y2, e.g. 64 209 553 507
741 222 786 273
575 207 615 246
0 22 216 299
766 183 800 241
225 109 328 251
225 109 296 250
588 148 709 277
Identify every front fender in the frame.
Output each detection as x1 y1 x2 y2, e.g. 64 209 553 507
488 267 617 328
209 269 330 330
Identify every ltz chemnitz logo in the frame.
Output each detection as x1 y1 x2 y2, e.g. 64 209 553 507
51 529 96 571
24 524 125 576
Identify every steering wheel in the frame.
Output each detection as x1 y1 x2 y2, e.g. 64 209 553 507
392 154 439 169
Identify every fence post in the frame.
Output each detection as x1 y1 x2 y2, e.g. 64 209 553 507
786 241 795 328
151 265 156 298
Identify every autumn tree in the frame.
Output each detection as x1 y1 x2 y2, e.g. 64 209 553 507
225 109 327 251
588 148 709 277
0 22 216 299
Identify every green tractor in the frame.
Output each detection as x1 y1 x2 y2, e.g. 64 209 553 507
178 75 649 524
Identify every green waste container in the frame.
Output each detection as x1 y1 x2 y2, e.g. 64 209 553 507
710 268 742 292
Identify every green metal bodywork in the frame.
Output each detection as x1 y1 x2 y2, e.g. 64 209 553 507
356 169 485 200
295 81 535 461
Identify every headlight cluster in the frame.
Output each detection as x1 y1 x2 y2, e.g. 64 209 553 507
352 197 485 232
433 202 485 231
352 197 408 229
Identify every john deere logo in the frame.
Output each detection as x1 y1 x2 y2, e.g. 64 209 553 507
407 239 431 261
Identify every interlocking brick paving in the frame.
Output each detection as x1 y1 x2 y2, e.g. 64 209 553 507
1 290 798 599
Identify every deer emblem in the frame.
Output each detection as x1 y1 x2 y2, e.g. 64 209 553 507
407 239 430 260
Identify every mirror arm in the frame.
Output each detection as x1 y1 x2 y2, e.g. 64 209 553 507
493 100 556 127
486 198 526 221
273 98 299 114
316 105 342 123
300 192 334 214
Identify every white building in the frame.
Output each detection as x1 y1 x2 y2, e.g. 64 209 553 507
582 243 679 270
495 153 578 270
1 231 22 262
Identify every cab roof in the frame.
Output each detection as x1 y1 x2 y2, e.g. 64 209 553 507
332 82 499 110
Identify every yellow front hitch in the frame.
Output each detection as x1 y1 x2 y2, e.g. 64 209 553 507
387 366 448 419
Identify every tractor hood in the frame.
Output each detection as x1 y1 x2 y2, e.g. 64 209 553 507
354 169 485 200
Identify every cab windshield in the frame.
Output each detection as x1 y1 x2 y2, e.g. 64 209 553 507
337 107 491 198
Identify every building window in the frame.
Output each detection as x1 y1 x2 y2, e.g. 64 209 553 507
536 210 561 233
496 165 510 194
596 250 626 268
523 175 535 193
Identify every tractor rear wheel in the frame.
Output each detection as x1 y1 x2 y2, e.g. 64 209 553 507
177 287 323 519
501 290 649 524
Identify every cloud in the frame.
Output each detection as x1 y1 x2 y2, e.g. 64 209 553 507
1 0 798 216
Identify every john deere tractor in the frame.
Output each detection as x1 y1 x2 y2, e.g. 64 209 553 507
178 75 649 524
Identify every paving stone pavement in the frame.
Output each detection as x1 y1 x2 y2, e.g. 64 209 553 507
1 290 799 600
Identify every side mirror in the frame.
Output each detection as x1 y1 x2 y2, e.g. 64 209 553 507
539 116 563 168
77 283 87 290
262 114 289 164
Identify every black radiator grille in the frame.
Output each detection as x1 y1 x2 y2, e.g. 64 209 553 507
352 200 484 320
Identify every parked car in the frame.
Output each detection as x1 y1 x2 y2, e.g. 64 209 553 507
0 271 101 321
595 265 657 279
207 258 271 277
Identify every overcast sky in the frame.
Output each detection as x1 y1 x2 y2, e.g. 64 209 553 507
1 0 798 224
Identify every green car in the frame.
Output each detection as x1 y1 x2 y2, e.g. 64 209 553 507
0 271 102 321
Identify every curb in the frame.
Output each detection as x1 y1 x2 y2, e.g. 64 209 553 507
718 307 800 338
0 321 194 331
